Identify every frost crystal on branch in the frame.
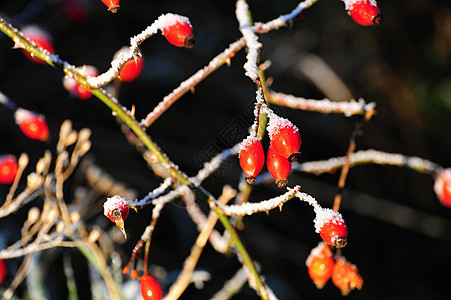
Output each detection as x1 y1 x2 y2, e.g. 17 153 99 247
129 177 173 207
218 186 300 216
191 144 240 186
140 38 247 128
269 91 375 117
294 149 441 175
256 0 319 33
236 0 261 81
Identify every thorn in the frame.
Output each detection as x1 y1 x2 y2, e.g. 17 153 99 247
225 58 231 66
190 86 195 94
279 204 283 212
12 40 25 49
130 105 136 118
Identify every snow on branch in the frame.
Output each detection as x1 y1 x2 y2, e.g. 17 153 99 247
191 144 241 186
127 177 173 207
268 90 376 117
236 0 261 81
293 149 441 175
217 186 301 216
140 37 247 128
87 13 192 88
255 0 320 33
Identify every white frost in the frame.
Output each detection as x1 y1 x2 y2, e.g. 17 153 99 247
103 195 127 217
265 111 298 141
342 0 378 11
236 0 261 81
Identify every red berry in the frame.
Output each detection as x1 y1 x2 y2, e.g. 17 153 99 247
161 14 195 48
267 144 291 188
103 196 129 238
114 47 144 82
100 0 120 13
434 169 451 207
306 242 335 289
0 155 18 184
331 256 363 296
0 259 6 284
63 65 98 100
267 115 301 162
239 137 265 185
345 0 382 26
21 25 55 64
14 108 49 141
315 208 348 248
140 275 162 300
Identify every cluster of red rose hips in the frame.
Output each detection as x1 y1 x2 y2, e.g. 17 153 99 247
239 113 301 187
306 242 363 296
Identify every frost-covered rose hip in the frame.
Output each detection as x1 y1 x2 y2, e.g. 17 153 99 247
14 108 49 141
267 115 301 162
21 25 55 64
160 14 195 48
343 0 382 26
239 137 265 185
315 208 348 248
100 0 120 13
140 274 162 300
0 155 18 184
104 195 129 238
267 144 291 188
332 256 363 296
434 169 451 207
114 47 144 82
306 242 335 289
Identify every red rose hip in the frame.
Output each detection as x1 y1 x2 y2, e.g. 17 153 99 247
21 25 55 64
332 256 363 296
434 169 451 207
140 275 162 300
267 115 301 162
104 196 129 238
100 0 120 13
306 242 335 289
63 65 99 100
0 155 19 184
315 208 348 248
160 14 195 48
114 47 144 82
14 108 49 141
344 0 382 26
267 144 292 188
239 137 265 185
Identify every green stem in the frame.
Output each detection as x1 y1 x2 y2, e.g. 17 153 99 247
210 203 268 299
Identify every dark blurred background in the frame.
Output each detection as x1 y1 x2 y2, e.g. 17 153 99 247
1 0 451 299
